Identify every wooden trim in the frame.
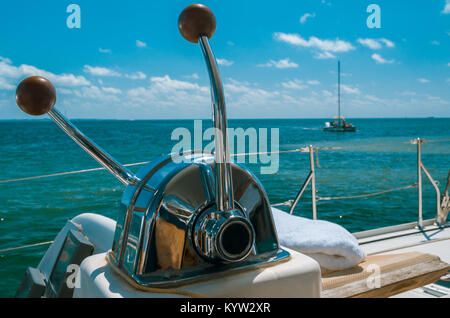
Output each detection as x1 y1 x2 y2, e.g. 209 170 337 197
351 268 449 298
322 252 450 298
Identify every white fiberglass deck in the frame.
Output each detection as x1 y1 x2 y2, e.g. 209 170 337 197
355 221 450 298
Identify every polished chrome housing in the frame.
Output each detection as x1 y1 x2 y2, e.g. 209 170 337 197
193 208 255 262
109 152 287 287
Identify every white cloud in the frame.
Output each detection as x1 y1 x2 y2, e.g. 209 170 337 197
21 65 92 86
340 84 361 94
0 57 12 64
371 53 394 64
274 33 354 60
136 40 147 48
58 88 74 95
99 48 112 53
274 32 355 53
102 87 122 94
379 38 395 48
358 38 395 49
418 78 430 83
322 90 333 97
217 58 234 66
300 12 316 24
127 75 209 106
364 94 384 103
430 40 440 45
443 0 450 14
425 95 450 105
223 78 280 106
315 51 335 59
358 38 382 49
183 73 199 80
83 65 121 77
222 78 250 92
150 75 206 91
257 58 298 69
125 71 147 80
0 77 15 90
0 57 90 88
307 80 320 85
72 86 120 102
281 79 307 90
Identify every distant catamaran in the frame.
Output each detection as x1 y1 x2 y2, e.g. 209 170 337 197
323 61 356 132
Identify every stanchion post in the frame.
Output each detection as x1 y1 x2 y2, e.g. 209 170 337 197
416 138 423 229
309 145 317 220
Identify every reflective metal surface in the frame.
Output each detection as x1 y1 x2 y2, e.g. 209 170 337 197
48 108 139 186
193 208 255 262
199 35 234 212
110 152 287 287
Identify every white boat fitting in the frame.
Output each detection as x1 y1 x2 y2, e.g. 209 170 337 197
12 4 450 298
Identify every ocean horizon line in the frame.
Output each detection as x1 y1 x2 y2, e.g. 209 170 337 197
0 116 448 122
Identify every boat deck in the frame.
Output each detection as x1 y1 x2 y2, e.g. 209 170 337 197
355 221 450 297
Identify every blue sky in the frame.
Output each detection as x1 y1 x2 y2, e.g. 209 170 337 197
0 0 449 119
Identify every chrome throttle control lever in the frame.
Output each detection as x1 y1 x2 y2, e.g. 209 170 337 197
178 4 257 263
15 76 139 186
179 4 233 213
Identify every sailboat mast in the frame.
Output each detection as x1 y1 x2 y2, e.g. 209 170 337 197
338 60 341 125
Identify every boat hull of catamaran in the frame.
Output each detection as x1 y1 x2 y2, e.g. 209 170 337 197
322 126 356 132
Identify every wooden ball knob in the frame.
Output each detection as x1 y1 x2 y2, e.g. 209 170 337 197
178 4 216 43
16 76 56 116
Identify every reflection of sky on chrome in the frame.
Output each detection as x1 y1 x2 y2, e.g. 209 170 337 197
0 0 449 119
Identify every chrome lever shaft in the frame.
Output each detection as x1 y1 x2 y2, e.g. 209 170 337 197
15 76 139 187
48 108 139 186
199 35 234 212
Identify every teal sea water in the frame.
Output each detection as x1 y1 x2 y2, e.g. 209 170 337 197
0 118 449 297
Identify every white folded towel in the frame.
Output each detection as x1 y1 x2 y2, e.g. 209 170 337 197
271 208 366 271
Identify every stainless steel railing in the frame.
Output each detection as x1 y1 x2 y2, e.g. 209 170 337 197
1 137 449 254
284 138 449 228
1 137 449 227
